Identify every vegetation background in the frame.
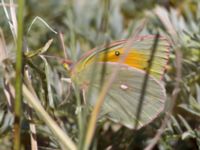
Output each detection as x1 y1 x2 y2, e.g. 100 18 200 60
0 0 200 150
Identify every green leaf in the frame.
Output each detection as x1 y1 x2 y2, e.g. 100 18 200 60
40 55 55 108
25 39 53 58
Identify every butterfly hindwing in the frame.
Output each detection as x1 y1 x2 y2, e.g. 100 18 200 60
78 62 166 129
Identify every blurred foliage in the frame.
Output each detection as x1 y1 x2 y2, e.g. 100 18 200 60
0 0 200 150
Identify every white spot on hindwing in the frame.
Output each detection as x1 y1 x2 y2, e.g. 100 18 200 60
120 84 129 90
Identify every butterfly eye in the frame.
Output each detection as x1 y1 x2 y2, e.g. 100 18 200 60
115 51 120 56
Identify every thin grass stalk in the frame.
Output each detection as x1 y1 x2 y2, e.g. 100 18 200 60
0 29 7 63
134 33 159 129
0 2 17 7
58 32 68 59
79 33 111 150
66 7 85 149
81 1 111 149
75 86 86 150
99 0 110 34
14 0 24 149
144 48 182 150
23 85 77 150
22 73 77 150
1 0 17 40
27 109 38 150
10 0 17 37
25 69 38 150
144 6 182 150
27 16 57 34
83 21 146 150
67 19 85 150
99 0 110 88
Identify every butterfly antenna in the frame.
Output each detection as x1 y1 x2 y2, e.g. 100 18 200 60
40 54 73 71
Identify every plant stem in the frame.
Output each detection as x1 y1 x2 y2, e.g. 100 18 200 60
14 0 24 149
134 33 159 129
22 84 76 150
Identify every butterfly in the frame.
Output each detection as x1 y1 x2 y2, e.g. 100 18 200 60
67 35 170 129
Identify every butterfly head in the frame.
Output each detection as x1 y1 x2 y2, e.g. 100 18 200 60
62 59 73 71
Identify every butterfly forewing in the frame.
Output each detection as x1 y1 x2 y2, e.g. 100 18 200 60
76 36 170 80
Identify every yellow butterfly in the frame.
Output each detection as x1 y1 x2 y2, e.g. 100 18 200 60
66 35 170 129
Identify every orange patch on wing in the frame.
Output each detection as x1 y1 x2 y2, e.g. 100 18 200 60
97 48 148 70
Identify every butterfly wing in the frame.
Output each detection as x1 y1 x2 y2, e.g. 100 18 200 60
75 36 170 80
76 62 166 129
126 36 170 79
